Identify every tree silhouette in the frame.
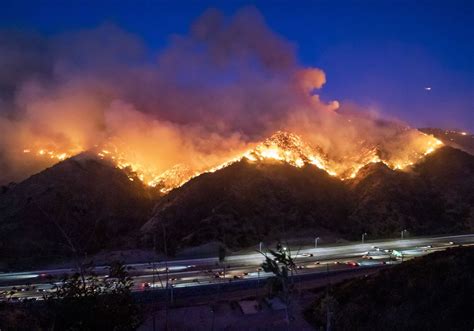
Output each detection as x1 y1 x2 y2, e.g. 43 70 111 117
45 261 140 330
260 242 297 326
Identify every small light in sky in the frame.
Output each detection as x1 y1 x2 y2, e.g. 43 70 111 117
424 87 432 91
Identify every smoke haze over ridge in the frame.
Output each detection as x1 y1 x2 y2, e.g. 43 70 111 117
0 7 438 185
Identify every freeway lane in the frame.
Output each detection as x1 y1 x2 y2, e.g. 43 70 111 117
1 233 473 301
2 233 473 280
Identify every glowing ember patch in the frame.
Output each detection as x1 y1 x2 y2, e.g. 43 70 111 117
260 148 281 160
309 157 325 169
245 153 257 162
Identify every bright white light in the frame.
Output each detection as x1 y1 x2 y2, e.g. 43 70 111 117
424 87 432 91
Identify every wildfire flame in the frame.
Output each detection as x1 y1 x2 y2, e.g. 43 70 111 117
22 130 443 193
22 146 80 162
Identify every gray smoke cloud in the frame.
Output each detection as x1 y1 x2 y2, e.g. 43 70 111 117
0 7 432 185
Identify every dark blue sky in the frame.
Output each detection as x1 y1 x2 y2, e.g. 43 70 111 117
2 0 473 130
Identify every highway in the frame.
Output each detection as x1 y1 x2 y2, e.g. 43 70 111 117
1 233 473 302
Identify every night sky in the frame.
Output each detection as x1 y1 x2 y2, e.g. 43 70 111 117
1 0 473 131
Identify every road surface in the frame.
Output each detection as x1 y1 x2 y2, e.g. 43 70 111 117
1 233 473 302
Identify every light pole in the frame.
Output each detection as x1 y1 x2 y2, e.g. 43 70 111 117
401 229 407 240
362 233 367 244
315 237 320 249
256 267 262 297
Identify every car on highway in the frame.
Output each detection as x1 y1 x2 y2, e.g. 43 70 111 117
299 253 314 257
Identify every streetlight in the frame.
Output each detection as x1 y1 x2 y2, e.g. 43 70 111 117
314 237 320 249
401 229 407 240
362 233 368 244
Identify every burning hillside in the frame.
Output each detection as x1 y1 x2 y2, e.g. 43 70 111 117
241 130 443 180
20 129 443 193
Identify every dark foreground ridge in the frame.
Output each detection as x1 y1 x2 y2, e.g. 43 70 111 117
306 246 474 331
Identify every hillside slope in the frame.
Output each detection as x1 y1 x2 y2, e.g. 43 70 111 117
143 146 474 251
347 146 474 237
307 246 474 330
0 154 157 267
142 159 349 253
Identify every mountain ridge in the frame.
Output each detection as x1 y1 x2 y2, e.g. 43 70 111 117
1 131 473 267
0 153 158 267
142 145 474 252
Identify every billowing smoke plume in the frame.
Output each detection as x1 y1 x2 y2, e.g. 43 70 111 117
0 7 437 185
